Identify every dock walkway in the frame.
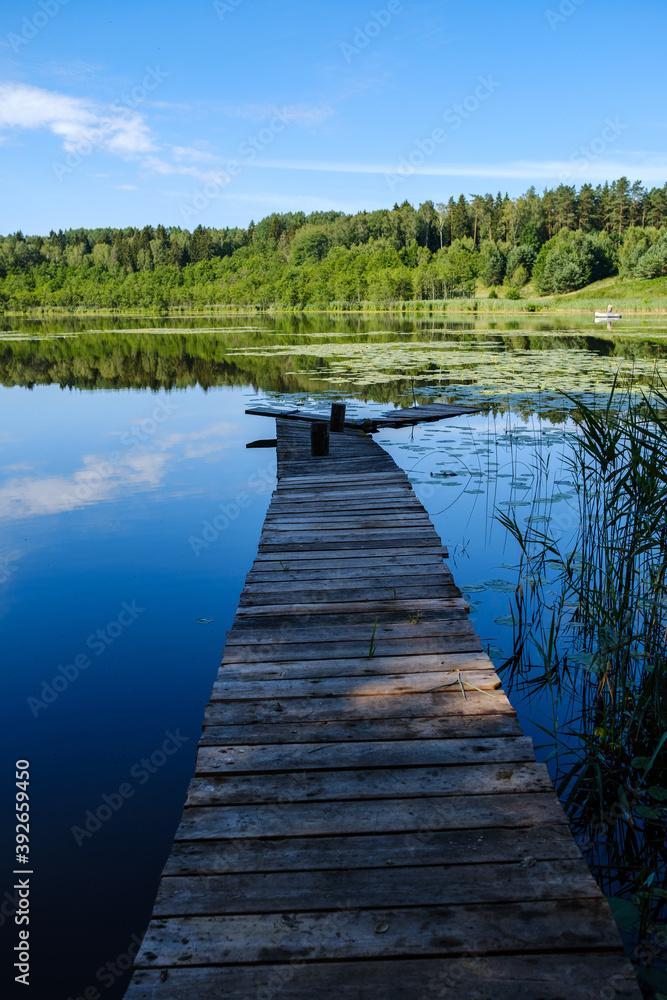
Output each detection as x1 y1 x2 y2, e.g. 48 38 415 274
125 415 640 999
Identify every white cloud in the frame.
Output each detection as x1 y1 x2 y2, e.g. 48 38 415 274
0 81 155 157
171 145 219 163
251 156 667 183
142 154 228 184
217 102 335 126
114 184 138 190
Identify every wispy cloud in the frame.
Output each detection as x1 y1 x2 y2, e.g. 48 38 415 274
251 156 667 182
215 101 335 126
141 154 223 182
0 81 155 156
171 145 219 163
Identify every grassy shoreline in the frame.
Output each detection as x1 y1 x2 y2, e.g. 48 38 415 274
3 301 667 319
3 277 667 319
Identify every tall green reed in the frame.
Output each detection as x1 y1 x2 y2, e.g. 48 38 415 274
498 381 667 988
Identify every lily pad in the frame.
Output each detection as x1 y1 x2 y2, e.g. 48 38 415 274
638 967 667 993
484 643 504 658
484 579 517 593
635 804 664 819
195 618 214 625
494 615 516 626
606 896 640 931
649 786 667 801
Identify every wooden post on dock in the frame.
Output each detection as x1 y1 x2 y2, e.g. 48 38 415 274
330 402 346 433
310 420 329 456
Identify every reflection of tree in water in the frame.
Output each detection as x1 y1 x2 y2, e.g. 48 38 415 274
1 323 667 422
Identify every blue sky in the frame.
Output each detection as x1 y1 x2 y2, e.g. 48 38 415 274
1 0 666 233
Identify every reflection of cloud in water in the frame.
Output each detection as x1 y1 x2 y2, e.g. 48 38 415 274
0 450 169 520
0 419 238 520
184 442 225 459
159 421 237 450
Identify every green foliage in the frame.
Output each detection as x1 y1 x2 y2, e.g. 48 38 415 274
480 241 507 286
506 244 537 280
634 232 667 279
1 180 666 310
532 230 616 295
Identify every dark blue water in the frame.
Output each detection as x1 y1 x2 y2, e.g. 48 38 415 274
1 383 279 998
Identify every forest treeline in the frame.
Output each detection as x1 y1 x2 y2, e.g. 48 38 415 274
2 179 667 310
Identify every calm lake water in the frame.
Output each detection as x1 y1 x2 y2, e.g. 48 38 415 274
2 312 667 998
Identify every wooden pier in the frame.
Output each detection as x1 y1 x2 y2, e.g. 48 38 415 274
125 412 641 999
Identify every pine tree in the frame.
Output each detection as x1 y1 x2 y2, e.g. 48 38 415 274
452 194 471 240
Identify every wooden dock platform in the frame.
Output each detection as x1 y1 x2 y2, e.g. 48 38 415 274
245 400 480 431
125 416 641 999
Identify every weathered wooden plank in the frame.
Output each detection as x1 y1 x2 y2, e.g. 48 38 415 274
211 670 500 703
194 736 536 774
276 471 411 485
185 761 550 806
231 610 468 631
235 599 467 619
241 574 454 593
267 501 424 513
246 562 449 579
225 618 477 646
218 633 481 662
251 546 447 561
152 859 600 920
142 895 617 962
218 651 493 680
175 791 566 840
264 523 434 535
126 954 641 1000
200 712 525 745
239 586 461 606
164 823 579 875
204 687 504 725
235 605 466 625
257 540 446 554
259 530 441 546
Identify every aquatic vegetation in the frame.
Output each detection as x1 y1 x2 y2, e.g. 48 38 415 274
498 384 667 991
